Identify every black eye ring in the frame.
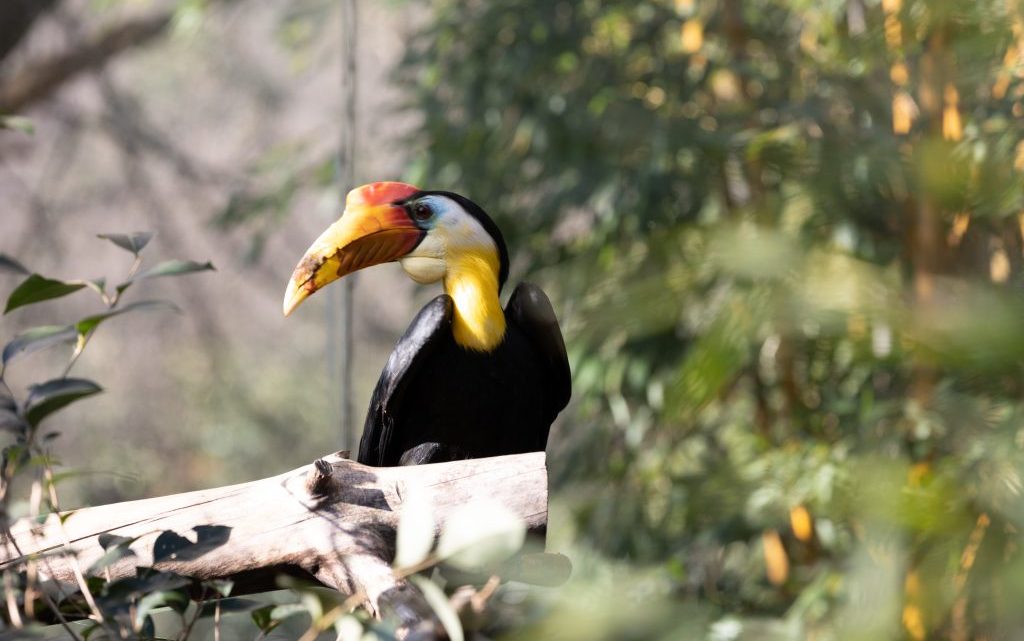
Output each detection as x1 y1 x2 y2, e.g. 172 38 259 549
410 201 432 222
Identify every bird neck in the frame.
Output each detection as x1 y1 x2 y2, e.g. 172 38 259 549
444 249 506 352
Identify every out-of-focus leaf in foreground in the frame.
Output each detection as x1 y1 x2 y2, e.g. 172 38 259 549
2 325 77 369
4 274 87 314
24 378 102 426
97 232 155 256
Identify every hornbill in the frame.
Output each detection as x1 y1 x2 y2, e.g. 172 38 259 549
283 182 571 466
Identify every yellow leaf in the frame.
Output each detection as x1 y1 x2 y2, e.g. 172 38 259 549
1015 141 1024 172
882 0 902 13
991 247 1011 283
710 70 741 102
947 213 970 247
942 83 962 141
762 530 789 586
800 26 818 54
789 505 813 542
994 44 1020 99
645 86 667 108
958 514 990 578
944 83 960 105
680 19 703 54
994 74 1012 100
942 108 962 140
892 91 918 134
885 15 902 49
903 605 926 641
674 0 695 15
904 570 921 596
890 62 909 86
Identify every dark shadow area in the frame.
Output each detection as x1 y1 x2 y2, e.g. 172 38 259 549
152 524 232 563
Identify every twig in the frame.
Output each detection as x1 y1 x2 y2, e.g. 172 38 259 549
295 591 366 641
176 595 205 641
213 598 221 641
3 568 23 628
43 465 107 627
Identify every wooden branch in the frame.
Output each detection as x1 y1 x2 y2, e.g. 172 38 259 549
0 452 550 638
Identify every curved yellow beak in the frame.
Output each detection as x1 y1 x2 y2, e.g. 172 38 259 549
283 202 424 316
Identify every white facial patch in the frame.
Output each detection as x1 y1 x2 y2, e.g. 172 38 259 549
399 195 497 283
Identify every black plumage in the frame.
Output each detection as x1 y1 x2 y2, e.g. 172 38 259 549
357 282 571 466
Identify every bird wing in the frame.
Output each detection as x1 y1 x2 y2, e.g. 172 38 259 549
505 282 572 424
357 295 454 466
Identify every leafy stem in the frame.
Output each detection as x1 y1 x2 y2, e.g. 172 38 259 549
0 232 212 630
64 251 143 378
61 334 88 379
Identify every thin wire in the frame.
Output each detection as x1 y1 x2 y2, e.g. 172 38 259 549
337 0 358 449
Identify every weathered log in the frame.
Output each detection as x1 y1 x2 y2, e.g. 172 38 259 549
0 451 549 638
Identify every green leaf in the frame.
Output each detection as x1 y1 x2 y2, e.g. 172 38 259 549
87 543 137 576
97 232 154 256
333 615 365 641
0 115 34 135
394 484 435 569
0 408 23 434
411 575 464 641
82 622 103 641
99 568 189 613
2 325 77 369
135 259 215 281
196 597 262 618
666 317 750 417
98 533 135 550
139 614 156 639
437 498 525 571
251 605 276 632
0 254 29 275
252 603 307 633
204 578 234 597
134 589 189 630
24 378 102 427
116 260 215 296
269 603 309 623
4 274 87 314
75 300 179 337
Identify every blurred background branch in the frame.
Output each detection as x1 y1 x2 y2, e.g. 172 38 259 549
2 4 176 113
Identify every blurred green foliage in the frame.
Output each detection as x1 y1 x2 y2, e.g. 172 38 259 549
403 0 1024 638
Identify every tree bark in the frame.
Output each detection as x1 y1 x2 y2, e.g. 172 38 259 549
0 452 550 638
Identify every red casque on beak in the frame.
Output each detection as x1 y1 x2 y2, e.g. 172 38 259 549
283 182 423 316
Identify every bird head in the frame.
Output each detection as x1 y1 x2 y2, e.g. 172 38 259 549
283 181 509 316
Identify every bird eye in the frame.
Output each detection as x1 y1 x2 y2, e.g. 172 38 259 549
410 201 433 222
